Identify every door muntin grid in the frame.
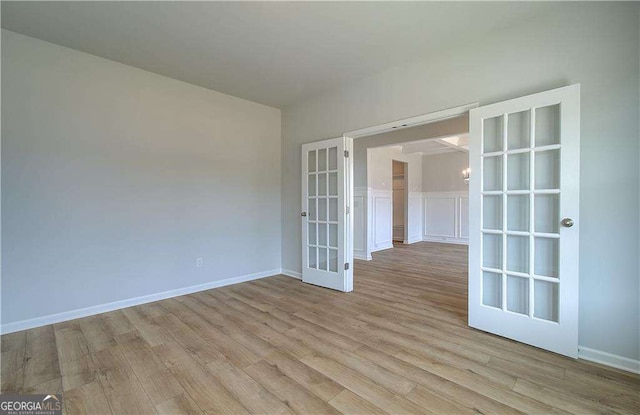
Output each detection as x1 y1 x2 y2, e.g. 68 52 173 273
307 147 340 273
480 105 561 323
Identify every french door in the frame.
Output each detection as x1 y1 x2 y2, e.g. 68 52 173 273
301 137 353 292
469 85 580 357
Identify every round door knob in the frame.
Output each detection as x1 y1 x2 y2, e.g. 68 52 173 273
561 218 574 228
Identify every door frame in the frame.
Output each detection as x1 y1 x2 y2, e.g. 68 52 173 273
391 159 409 243
343 102 479 262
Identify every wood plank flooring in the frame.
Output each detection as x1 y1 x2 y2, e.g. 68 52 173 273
2 242 639 414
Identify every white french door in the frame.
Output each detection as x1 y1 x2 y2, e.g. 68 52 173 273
301 137 353 292
469 85 580 358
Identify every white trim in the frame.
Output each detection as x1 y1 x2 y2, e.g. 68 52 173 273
370 243 393 253
423 191 468 198
344 103 479 139
422 236 469 245
407 191 423 244
353 252 372 261
353 187 369 260
371 190 393 252
578 346 640 374
370 189 394 197
280 268 302 279
0 268 281 335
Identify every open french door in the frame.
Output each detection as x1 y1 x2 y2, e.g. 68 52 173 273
469 85 580 357
301 137 353 292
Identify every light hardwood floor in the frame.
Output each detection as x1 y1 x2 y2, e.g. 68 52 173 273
2 242 639 414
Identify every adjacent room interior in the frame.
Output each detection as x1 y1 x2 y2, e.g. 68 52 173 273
1 2 639 414
392 160 407 243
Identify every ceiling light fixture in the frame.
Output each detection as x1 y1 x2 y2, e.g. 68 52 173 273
462 168 470 185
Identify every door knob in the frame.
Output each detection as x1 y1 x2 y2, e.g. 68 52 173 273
301 212 307 217
561 218 574 228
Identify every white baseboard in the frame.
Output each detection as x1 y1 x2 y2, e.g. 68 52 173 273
0 268 281 335
422 236 469 245
280 268 302 279
578 346 640 374
371 243 393 253
6 267 637 376
354 252 372 261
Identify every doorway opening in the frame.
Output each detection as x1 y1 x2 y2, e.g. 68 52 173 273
392 160 408 243
350 114 472 328
301 86 581 358
353 114 471 262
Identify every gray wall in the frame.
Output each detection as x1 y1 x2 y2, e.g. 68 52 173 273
281 3 640 360
2 31 282 325
422 152 469 193
367 147 422 193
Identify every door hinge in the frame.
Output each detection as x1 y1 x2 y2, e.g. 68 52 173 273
344 263 350 270
344 150 349 158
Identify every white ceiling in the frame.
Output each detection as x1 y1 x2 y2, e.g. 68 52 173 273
2 2 559 108
384 134 469 156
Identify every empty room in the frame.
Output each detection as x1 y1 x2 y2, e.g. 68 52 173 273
1 2 639 415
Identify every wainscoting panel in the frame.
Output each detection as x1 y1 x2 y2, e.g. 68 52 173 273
423 191 469 245
459 195 469 239
371 190 393 252
425 197 456 237
407 192 423 243
353 187 370 260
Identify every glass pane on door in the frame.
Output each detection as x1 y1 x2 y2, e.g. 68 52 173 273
318 149 327 171
482 271 502 308
483 116 503 153
508 110 530 150
482 234 502 269
535 237 559 278
483 195 502 230
318 248 327 271
483 156 502 191
535 194 559 233
308 247 317 269
506 235 529 273
507 195 529 232
534 150 560 190
507 276 529 315
507 153 529 190
535 105 560 146
534 280 559 322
